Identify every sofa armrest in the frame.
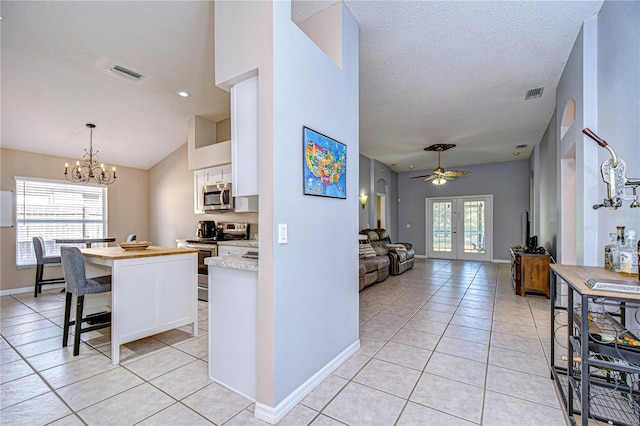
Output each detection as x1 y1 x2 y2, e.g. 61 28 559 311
399 242 412 250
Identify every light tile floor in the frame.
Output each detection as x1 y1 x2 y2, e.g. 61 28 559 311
0 259 566 425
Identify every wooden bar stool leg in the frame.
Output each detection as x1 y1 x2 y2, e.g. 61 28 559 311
62 292 73 347
34 264 44 297
73 295 84 356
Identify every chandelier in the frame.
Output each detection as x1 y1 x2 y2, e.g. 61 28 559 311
64 123 116 185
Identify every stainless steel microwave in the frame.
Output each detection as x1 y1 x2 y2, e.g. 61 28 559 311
203 183 233 211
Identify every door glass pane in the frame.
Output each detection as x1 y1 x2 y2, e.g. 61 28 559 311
463 201 485 253
432 201 452 252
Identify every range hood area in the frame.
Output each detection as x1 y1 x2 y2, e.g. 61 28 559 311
189 75 260 214
187 116 231 171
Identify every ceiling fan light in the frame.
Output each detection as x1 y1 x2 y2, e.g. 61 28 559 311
432 177 446 185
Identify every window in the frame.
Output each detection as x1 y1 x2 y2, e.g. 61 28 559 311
15 177 107 267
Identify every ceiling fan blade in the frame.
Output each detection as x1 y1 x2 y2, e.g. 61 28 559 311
442 170 470 178
410 174 434 179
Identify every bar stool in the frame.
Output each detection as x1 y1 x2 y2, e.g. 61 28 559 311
32 236 65 297
60 246 112 356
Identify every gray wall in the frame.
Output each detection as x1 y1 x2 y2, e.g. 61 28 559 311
358 154 371 229
541 0 640 265
595 0 640 241
271 2 359 404
398 160 529 261
358 154 399 240
536 111 559 259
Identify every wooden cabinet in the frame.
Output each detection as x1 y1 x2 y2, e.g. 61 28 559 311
231 75 259 197
510 247 550 298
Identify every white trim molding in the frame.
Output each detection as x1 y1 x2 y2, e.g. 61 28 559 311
254 339 360 424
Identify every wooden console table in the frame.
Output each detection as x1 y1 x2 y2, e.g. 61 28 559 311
510 247 550 298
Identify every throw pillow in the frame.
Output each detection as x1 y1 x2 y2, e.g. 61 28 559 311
358 243 377 258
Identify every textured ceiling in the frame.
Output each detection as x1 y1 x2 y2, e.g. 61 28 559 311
1 1 603 172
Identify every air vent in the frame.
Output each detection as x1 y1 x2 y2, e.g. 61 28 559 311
516 144 528 149
525 87 544 100
106 65 144 82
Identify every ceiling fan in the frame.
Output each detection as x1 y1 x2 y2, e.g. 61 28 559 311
411 144 470 185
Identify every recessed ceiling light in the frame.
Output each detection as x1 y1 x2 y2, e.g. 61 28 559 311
513 151 521 156
391 162 397 167
409 165 414 169
176 91 190 98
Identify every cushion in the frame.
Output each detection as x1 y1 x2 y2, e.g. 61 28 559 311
386 243 407 252
374 246 388 256
358 243 376 258
364 230 380 242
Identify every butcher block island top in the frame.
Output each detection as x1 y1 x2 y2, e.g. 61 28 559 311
81 245 198 260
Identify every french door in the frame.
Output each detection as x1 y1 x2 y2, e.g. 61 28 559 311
426 196 492 261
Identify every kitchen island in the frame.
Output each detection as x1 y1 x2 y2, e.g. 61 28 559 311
206 254 258 400
81 246 198 364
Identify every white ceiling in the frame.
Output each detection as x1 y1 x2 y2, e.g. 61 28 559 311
1 1 603 172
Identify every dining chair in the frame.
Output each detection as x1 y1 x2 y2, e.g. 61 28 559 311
32 236 65 297
126 234 137 242
60 246 112 356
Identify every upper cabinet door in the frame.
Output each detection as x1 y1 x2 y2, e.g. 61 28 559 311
194 169 205 214
203 164 232 186
231 76 259 197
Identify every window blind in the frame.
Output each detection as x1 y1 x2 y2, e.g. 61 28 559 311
15 177 107 267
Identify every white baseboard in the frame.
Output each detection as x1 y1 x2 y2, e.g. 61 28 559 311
0 284 65 297
209 377 256 403
415 254 509 264
254 339 360 425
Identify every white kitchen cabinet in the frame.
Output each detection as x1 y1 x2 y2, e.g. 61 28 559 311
194 169 205 214
233 196 258 213
231 75 259 198
217 245 252 257
204 164 232 186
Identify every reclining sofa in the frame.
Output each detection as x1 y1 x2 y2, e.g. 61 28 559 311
360 229 415 276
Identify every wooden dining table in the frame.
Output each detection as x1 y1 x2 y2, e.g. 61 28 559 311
55 237 116 248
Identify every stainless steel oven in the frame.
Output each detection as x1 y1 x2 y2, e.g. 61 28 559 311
177 241 217 301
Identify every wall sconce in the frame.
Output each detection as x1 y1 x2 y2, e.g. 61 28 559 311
359 194 368 209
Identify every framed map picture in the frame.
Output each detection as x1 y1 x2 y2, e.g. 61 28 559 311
302 126 346 199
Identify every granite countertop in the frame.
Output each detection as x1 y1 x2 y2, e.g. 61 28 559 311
216 240 259 248
205 255 258 272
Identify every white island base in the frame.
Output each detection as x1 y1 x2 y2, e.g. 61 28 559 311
82 246 199 365
206 255 258 401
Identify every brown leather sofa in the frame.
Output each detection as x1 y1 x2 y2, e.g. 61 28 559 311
359 243 390 291
360 229 415 275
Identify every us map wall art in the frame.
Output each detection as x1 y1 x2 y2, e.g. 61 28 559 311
303 126 346 199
